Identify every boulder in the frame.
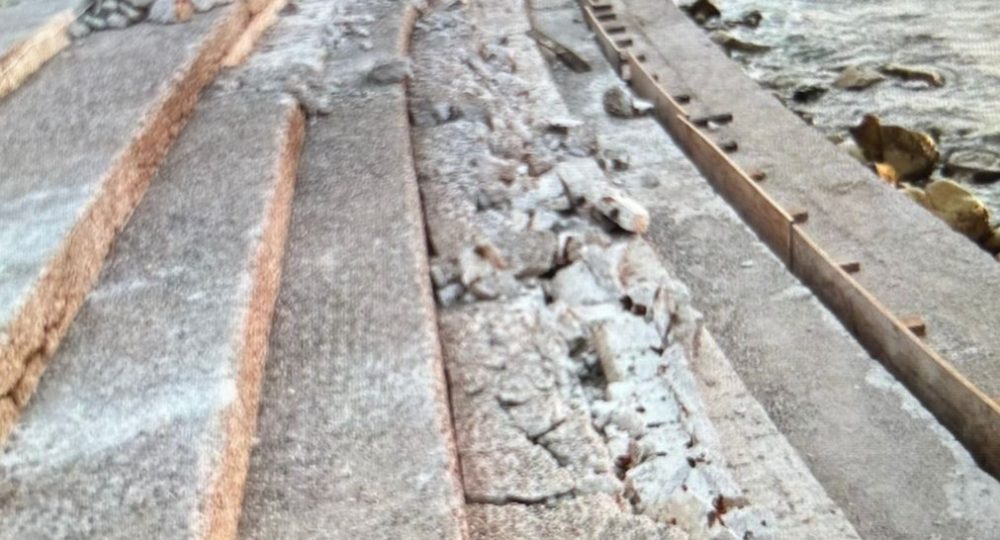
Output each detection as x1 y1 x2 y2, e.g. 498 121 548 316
880 63 945 87
925 179 992 241
709 31 771 54
684 0 721 25
739 9 763 28
791 84 826 103
849 114 939 183
833 65 885 90
942 149 1000 184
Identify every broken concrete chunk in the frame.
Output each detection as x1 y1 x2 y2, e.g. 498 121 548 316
593 190 650 233
549 261 619 306
603 86 650 119
556 159 650 233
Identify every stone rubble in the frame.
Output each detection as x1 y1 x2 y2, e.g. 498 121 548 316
69 0 231 37
410 1 773 538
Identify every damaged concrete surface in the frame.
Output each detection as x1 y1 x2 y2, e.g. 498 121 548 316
526 1 1000 538
409 1 783 537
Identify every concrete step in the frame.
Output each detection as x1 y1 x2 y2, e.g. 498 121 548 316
621 0 1000 408
540 2 1000 537
0 89 304 538
0 5 248 439
237 1 467 538
238 90 467 540
0 0 77 100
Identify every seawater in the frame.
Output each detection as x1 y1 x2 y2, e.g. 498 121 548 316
703 0 1000 208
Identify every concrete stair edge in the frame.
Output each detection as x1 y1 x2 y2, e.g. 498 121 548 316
0 3 251 441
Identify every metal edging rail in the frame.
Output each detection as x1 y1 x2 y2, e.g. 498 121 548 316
578 0 1000 479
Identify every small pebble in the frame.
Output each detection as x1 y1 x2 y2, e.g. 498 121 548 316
106 12 129 28
68 21 92 39
83 14 108 30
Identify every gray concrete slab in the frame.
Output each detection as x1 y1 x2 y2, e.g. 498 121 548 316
238 86 467 540
0 6 247 437
533 3 1000 537
622 0 1000 400
0 0 75 55
0 91 302 539
237 1 466 537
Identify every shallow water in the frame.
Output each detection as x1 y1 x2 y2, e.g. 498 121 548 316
705 0 1000 209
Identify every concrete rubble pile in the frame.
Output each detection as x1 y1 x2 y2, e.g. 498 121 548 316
410 2 773 538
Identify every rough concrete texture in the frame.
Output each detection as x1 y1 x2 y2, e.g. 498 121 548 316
238 2 467 538
0 0 75 55
530 2 1000 537
0 0 74 100
0 6 247 439
467 495 687 540
623 0 1000 401
411 2 775 538
0 89 303 539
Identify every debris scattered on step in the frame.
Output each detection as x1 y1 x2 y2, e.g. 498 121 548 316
603 86 653 118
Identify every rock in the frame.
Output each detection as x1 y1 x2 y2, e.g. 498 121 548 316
833 65 885 90
849 114 939 183
982 228 1000 254
68 21 92 39
148 0 193 23
684 0 721 25
791 84 826 103
367 58 412 84
124 0 156 7
709 31 771 54
739 9 763 28
880 63 945 87
83 13 108 30
943 149 1000 184
117 2 145 22
106 12 129 28
924 179 992 241
603 86 649 119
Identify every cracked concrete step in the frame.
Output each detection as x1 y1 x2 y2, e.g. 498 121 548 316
0 0 77 100
238 87 467 540
0 5 248 439
536 3 999 536
0 91 304 539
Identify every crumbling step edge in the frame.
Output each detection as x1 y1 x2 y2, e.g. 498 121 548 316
576 0 1000 479
0 4 251 441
